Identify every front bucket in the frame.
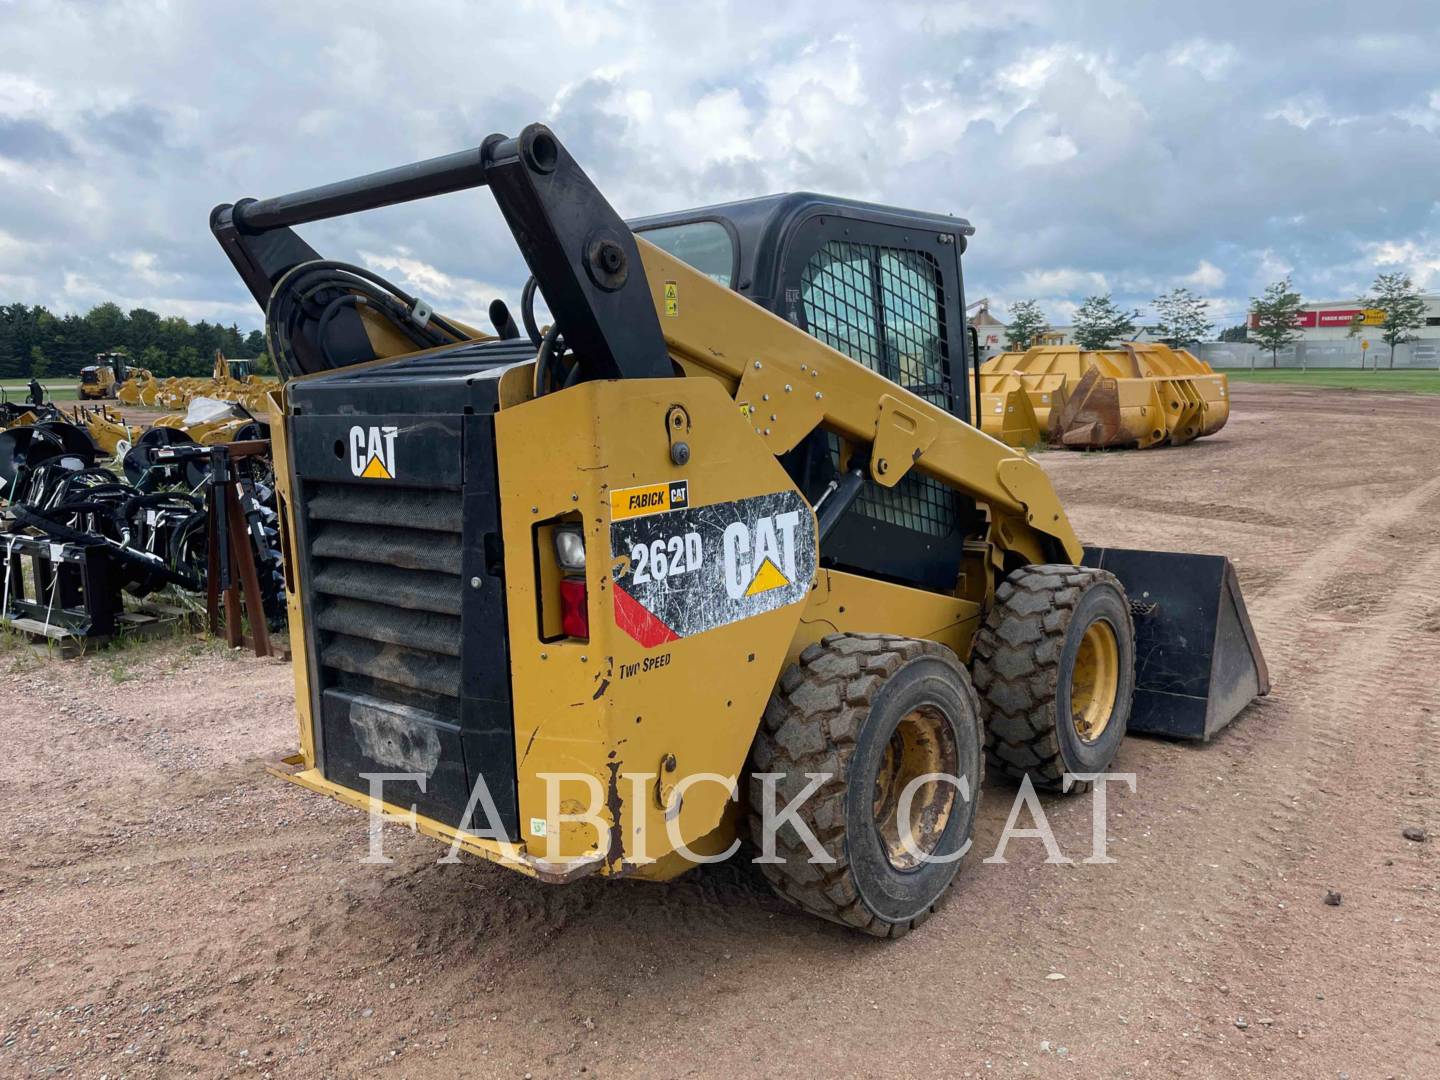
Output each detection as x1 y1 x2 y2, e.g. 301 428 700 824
1082 546 1270 740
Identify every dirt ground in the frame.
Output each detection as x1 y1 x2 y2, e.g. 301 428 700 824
1 382 1436 1078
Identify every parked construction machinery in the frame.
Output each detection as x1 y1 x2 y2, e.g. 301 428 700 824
1 394 284 650
77 352 136 400
212 124 1268 936
115 351 276 412
979 342 1231 450
1 394 55 433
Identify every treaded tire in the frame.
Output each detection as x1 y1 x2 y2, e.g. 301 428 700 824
745 633 983 938
972 564 1135 792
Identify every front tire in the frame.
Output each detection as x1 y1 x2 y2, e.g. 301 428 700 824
746 633 983 938
973 564 1135 791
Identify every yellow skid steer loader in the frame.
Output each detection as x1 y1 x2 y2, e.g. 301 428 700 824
213 125 1267 936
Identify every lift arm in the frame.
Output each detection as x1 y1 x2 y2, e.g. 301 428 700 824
636 240 1083 564
211 123 1080 563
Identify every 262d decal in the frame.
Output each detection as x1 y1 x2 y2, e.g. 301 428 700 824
610 489 817 647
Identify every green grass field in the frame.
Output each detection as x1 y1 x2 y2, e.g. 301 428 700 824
1 384 81 403
1224 368 1440 394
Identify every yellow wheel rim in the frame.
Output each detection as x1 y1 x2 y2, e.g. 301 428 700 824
1070 620 1119 743
872 707 958 872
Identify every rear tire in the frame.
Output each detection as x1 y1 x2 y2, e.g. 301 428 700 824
745 633 983 938
973 564 1135 791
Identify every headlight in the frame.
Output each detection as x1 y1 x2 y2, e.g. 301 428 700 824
553 525 586 571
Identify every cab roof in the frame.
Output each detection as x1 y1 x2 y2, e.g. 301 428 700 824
628 192 973 297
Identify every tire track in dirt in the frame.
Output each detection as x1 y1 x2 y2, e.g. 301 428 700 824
26 824 342 876
1246 472 1440 629
1205 476 1440 886
1181 479 1440 1069
1004 460 1440 1073
8 382 1439 1079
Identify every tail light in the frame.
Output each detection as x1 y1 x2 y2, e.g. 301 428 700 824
553 525 588 639
559 577 589 638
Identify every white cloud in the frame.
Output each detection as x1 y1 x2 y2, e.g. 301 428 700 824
1361 238 1440 289
1255 249 1295 284
111 250 181 290
358 249 527 325
1398 89 1440 131
1017 268 1108 295
58 270 259 322
1181 260 1226 290
0 73 52 116
1266 95 1334 129
1166 39 1238 81
0 0 1436 335
0 228 36 267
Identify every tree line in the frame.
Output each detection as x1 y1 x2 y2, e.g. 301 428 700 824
0 301 271 382
999 272 1428 366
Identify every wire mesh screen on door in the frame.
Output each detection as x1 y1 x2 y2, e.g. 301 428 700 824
802 241 958 538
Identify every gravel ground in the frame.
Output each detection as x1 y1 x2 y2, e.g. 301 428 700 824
0 381 1435 1078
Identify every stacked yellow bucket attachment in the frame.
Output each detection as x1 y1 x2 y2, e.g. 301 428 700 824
71 404 136 455
115 352 277 413
978 342 1230 450
116 369 159 405
150 406 255 445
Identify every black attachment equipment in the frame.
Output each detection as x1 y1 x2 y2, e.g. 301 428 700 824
1083 546 1270 740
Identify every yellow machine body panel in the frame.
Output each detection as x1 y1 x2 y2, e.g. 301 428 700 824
978 342 1230 449
73 405 134 454
268 367 995 881
495 377 815 874
635 239 1082 569
265 245 1082 882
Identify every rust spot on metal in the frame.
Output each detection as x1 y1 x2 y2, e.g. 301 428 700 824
592 678 611 699
605 759 625 869
520 723 541 766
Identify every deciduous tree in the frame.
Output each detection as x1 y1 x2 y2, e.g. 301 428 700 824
1360 272 1427 368
1249 278 1304 367
1003 299 1048 351
1150 287 1213 348
1072 294 1139 350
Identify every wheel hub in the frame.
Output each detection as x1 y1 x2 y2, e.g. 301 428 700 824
1070 619 1120 743
872 706 958 872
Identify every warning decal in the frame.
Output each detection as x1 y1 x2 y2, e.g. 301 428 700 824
610 490 816 646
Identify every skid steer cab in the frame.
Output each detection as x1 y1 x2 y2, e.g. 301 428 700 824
214 124 1268 937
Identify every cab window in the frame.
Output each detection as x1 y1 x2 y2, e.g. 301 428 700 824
800 239 949 407
800 238 957 539
637 221 735 287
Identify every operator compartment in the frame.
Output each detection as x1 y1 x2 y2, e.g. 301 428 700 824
285 339 533 840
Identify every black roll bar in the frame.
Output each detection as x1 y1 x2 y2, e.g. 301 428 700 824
211 126 672 383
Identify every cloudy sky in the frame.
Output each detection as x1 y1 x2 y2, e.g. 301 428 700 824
1 0 1437 332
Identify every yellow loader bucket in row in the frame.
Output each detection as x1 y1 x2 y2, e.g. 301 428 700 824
978 342 1230 450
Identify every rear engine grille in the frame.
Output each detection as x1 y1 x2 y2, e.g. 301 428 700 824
306 481 463 710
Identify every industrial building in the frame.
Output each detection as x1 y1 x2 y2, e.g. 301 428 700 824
1247 294 1440 342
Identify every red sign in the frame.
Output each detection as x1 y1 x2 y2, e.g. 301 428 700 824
1248 311 1316 328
